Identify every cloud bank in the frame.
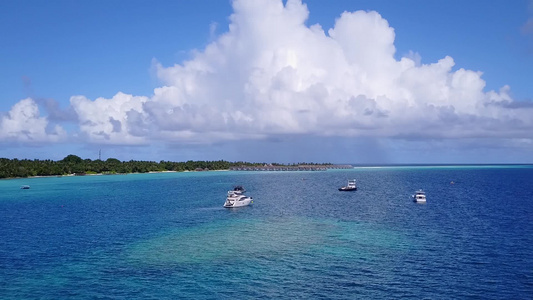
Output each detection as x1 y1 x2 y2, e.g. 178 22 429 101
2 0 532 147
0 98 65 143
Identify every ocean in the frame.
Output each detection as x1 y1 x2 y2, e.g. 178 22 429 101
1 166 532 299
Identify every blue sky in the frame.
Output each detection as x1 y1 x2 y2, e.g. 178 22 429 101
1 0 532 164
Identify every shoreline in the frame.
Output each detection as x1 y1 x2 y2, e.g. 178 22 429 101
4 163 533 181
1 169 231 181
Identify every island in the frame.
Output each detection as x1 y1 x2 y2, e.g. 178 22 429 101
0 155 351 179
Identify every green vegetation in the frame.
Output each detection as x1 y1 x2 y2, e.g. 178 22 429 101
0 155 331 179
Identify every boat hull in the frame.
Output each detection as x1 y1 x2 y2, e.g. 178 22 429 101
412 190 426 203
224 197 253 208
413 195 426 203
338 187 357 191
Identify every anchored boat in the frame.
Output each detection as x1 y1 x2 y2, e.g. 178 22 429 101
224 186 253 208
338 179 357 191
412 189 426 203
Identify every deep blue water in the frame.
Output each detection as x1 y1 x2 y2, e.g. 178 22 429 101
1 166 532 299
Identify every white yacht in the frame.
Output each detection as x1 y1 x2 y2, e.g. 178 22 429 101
412 189 426 203
224 186 253 208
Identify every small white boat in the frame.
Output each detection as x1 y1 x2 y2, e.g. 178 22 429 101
20 185 30 189
412 189 426 203
339 179 357 191
224 186 253 208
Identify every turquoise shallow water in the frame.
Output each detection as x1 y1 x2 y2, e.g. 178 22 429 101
1 166 532 299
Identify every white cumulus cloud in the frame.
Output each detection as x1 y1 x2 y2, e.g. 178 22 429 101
3 0 532 147
70 92 149 144
0 98 66 142
145 0 531 142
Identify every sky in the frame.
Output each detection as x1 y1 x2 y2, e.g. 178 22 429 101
1 0 532 164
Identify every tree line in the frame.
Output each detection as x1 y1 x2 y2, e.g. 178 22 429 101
0 155 330 179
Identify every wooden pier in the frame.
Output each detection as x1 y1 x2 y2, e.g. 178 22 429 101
229 164 353 171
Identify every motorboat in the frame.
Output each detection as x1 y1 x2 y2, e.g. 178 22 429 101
412 189 426 203
224 186 253 208
20 185 30 189
338 179 357 191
